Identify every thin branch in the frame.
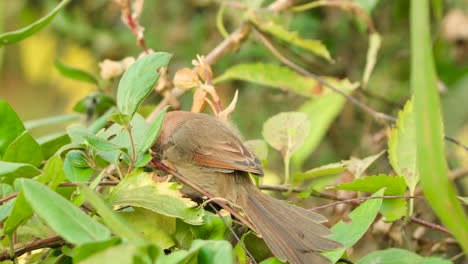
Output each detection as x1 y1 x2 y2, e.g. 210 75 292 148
252 26 468 151
252 26 397 123
409 216 452 234
0 235 64 261
208 204 257 264
310 195 422 211
151 160 258 232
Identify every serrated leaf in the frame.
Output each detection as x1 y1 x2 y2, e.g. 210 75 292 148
331 174 406 195
3 131 43 167
252 16 332 61
117 52 172 117
388 100 418 193
381 198 407 222
54 60 98 84
20 179 111 245
262 112 310 158
0 161 41 184
0 99 26 156
215 63 318 97
108 169 204 225
79 185 146 243
362 33 381 87
0 0 70 47
137 106 168 154
356 248 453 264
323 189 384 262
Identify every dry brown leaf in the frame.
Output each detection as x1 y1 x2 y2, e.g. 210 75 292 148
192 55 213 82
191 88 208 113
173 68 200 90
218 90 239 121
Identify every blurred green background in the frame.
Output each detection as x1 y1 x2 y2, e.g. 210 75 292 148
0 0 467 174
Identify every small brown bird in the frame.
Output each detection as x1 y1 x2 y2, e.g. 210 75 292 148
151 111 342 264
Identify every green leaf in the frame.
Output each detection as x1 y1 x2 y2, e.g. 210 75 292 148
191 211 231 240
79 185 146 243
323 189 384 262
0 99 26 156
37 155 66 190
293 162 347 181
381 198 407 222
0 0 71 47
388 100 418 193
69 237 122 263
54 60 98 84
73 93 115 116
0 200 14 223
259 258 285 264
121 208 176 249
108 169 204 225
65 150 90 168
79 243 162 264
37 133 71 160
137 106 168 154
78 131 125 152
3 131 43 167
107 113 132 127
159 240 232 264
245 139 269 161
89 107 117 134
96 114 148 163
63 158 95 183
331 174 406 195
356 248 453 264
3 191 32 235
345 150 385 179
24 114 81 130
262 112 310 158
411 0 468 251
197 240 233 264
251 16 332 61
20 179 111 245
215 63 318 97
292 81 358 169
362 33 381 88
0 161 41 184
117 52 172 117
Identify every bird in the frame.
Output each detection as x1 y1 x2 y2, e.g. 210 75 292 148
151 111 343 264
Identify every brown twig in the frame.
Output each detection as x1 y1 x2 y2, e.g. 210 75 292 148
409 216 452 234
310 195 422 211
0 235 64 261
117 0 148 52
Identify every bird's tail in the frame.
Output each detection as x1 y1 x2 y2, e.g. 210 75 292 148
241 186 343 264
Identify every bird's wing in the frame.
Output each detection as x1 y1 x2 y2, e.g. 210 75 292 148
173 115 264 176
192 140 264 175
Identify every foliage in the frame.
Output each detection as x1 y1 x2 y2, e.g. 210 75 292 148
0 0 465 263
